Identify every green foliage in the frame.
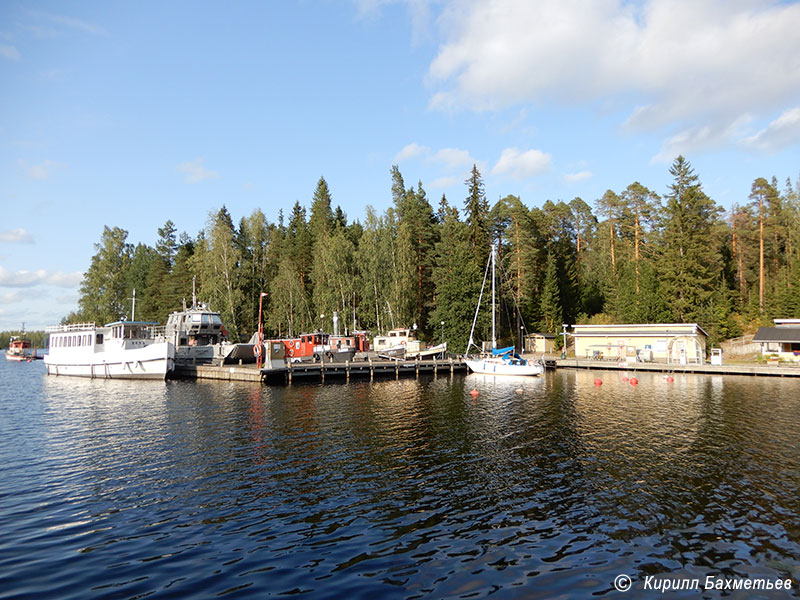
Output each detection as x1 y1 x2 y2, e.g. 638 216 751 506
76 226 133 325
68 160 800 353
658 156 723 322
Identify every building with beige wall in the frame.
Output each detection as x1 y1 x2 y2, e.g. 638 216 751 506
571 323 708 364
753 319 800 362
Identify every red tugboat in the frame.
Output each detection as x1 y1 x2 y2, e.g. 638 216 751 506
6 336 41 361
270 331 366 362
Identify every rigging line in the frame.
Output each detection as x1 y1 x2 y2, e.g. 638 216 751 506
466 250 493 355
496 252 531 341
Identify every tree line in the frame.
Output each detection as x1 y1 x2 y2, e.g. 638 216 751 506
65 156 800 351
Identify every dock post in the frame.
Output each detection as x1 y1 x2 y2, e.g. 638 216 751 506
288 361 292 384
346 359 350 382
395 361 399 380
321 357 325 383
416 360 419 379
369 357 373 381
433 356 437 376
449 357 454 374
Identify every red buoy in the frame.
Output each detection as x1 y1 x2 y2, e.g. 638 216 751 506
594 378 603 386
665 375 674 383
630 377 638 385
470 389 480 397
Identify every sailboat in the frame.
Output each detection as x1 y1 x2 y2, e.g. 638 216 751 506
465 244 544 376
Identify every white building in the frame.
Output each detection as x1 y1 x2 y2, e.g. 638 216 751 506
571 323 708 364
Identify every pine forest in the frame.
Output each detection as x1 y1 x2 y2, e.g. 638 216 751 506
64 156 800 352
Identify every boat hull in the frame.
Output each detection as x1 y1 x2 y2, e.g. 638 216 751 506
465 358 543 376
44 343 174 380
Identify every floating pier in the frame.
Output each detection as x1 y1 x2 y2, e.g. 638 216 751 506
556 358 800 377
173 356 468 384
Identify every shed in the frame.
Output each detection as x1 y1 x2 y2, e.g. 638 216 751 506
571 323 708 364
524 332 556 354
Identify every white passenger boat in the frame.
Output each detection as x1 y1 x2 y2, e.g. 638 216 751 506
44 321 174 380
465 244 544 377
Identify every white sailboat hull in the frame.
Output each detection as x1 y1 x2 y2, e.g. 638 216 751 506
465 357 543 376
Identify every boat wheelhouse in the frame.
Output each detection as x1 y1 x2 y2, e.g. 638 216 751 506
44 321 174 379
164 301 233 364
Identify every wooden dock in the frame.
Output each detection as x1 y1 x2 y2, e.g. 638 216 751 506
172 356 799 384
173 356 468 384
555 358 800 377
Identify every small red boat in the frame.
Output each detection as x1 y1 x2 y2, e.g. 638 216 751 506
269 331 369 362
5 336 41 361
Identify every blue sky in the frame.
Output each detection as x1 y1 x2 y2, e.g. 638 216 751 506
2 0 799 331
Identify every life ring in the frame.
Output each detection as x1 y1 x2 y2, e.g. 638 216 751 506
253 343 262 358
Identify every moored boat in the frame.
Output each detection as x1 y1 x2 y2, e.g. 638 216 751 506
373 327 444 359
5 336 41 361
465 244 543 377
271 332 357 363
44 321 174 380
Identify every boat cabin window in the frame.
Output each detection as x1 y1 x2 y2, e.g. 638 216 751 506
96 333 103 345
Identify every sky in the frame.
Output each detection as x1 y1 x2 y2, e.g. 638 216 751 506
2 0 799 331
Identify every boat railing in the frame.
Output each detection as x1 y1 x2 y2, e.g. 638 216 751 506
45 322 96 333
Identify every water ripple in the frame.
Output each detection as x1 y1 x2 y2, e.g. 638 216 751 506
1 364 799 598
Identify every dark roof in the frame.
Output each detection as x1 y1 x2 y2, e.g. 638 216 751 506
752 327 800 343
527 332 556 339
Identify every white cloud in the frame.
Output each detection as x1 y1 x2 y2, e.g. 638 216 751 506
0 45 21 60
27 10 107 37
429 0 800 138
0 266 82 288
650 118 751 163
177 158 219 184
429 176 458 189
491 148 552 179
741 107 800 154
0 228 34 243
430 147 476 169
395 142 431 162
353 0 433 45
1 291 25 304
564 170 593 184
18 159 62 180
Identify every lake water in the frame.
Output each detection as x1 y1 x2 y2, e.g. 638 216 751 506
1 359 799 599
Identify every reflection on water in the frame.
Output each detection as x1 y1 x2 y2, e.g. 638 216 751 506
1 360 799 599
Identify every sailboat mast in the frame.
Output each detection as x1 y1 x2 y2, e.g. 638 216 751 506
491 243 497 349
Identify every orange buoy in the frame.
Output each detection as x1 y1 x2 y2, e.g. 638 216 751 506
470 389 480 397
630 377 638 385
665 375 674 383
594 378 603 386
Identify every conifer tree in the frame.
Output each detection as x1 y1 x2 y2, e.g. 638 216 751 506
464 164 490 266
659 156 722 322
539 250 562 335
430 206 479 353
309 176 335 242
